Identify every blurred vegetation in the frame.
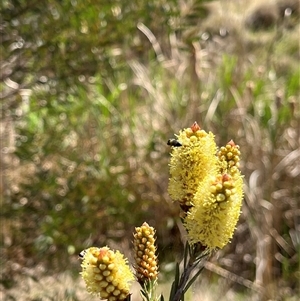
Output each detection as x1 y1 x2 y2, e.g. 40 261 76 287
1 0 299 300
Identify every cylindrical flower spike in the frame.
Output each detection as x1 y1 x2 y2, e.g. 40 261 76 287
185 171 243 249
80 246 134 300
168 122 218 211
133 222 158 285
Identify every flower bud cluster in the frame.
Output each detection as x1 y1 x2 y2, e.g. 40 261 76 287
218 140 241 177
211 174 237 203
133 222 158 284
80 246 134 300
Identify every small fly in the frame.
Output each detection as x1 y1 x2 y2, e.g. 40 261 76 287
79 249 87 259
167 139 182 147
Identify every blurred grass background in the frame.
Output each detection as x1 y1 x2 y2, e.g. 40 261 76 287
1 0 299 300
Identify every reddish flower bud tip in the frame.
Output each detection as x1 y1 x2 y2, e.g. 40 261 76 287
191 121 201 132
227 140 236 147
222 173 231 182
98 248 108 259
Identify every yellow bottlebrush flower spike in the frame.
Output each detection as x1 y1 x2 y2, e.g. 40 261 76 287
185 172 243 249
168 123 243 250
168 122 218 210
133 222 158 284
80 246 134 300
184 138 244 250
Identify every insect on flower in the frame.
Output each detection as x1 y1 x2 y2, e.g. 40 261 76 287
79 249 87 259
167 139 182 147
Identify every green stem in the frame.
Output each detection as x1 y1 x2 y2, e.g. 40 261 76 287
172 262 198 301
171 244 210 301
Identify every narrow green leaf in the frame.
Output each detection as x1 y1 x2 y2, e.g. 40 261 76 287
169 263 180 301
169 281 176 301
184 265 205 293
183 242 189 268
175 262 180 288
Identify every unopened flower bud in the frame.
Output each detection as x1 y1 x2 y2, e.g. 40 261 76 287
80 246 134 300
133 222 158 284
